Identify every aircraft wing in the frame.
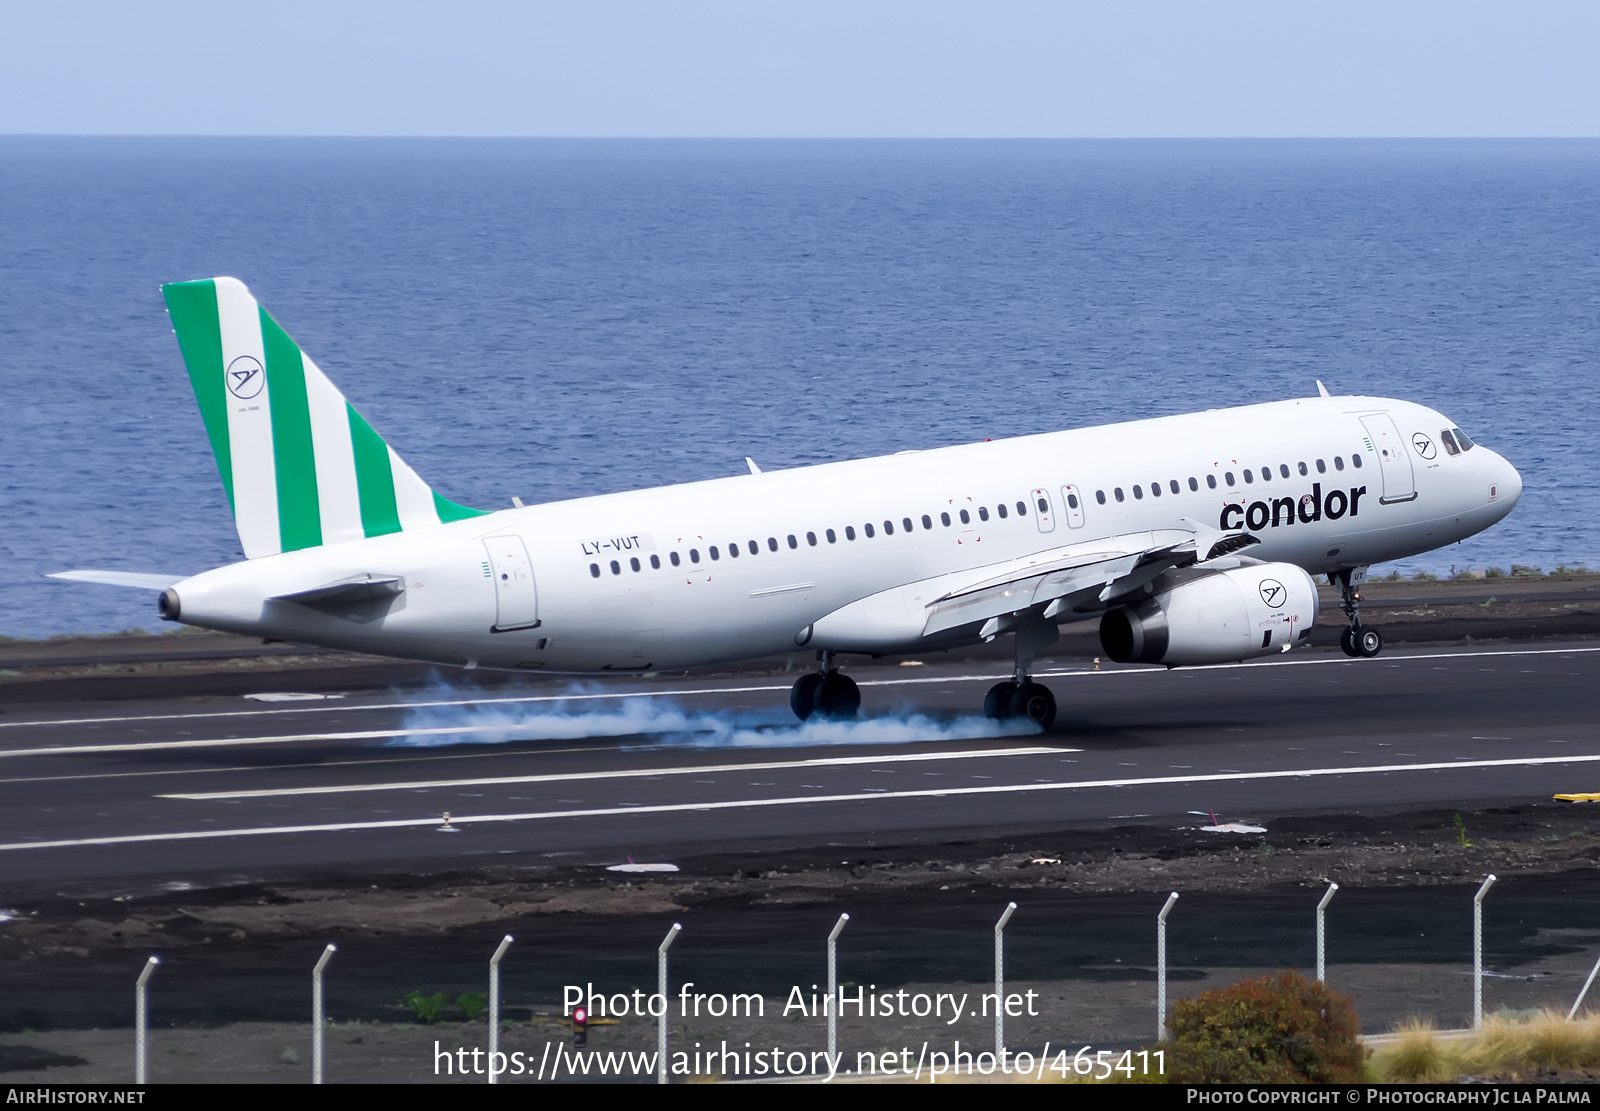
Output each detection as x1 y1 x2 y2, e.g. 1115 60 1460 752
804 524 1258 652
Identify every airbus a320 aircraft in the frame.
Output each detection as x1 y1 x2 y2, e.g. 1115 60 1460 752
55 278 1523 728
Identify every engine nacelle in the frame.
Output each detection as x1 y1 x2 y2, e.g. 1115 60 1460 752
1099 562 1319 666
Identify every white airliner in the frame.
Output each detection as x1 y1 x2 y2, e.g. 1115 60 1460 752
54 278 1523 727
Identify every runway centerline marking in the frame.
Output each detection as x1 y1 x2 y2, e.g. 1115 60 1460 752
3 644 1595 734
157 746 1071 800
8 747 1600 854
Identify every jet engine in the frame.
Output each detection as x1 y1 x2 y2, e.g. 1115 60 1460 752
1099 562 1319 666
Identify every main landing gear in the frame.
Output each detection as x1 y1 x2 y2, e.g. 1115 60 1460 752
982 611 1059 729
1333 568 1383 659
790 651 861 721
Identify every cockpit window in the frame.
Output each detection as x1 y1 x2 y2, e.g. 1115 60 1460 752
1440 429 1460 456
1453 427 1476 451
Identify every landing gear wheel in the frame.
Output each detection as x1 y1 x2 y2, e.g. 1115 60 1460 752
1339 628 1359 657
984 681 1019 720
813 673 861 719
1007 682 1057 729
1356 627 1383 658
790 673 823 721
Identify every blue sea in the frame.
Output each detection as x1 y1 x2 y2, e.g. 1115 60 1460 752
1 139 1596 640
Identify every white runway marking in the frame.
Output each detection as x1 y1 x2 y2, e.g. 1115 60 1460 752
2 644 1594 734
6 747 1600 853
159 746 1070 800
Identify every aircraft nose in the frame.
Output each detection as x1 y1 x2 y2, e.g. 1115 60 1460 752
1491 450 1522 511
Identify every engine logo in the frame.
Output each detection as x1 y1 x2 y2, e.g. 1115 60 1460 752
226 355 265 399
1258 579 1287 608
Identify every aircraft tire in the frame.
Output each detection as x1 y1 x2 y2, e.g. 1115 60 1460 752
1339 628 1360 657
1008 682 1057 729
984 681 1019 719
1356 627 1384 658
790 673 823 721
814 673 861 719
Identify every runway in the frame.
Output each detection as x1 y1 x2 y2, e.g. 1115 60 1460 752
2 641 1598 885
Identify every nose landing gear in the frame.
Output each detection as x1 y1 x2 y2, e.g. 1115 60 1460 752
1333 569 1383 658
789 651 860 721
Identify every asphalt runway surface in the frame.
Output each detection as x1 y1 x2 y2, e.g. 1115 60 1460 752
0 640 1596 887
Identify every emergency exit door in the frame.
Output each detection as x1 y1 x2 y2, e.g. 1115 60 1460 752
484 535 541 631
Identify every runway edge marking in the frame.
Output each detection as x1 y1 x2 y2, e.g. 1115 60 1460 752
9 748 1600 853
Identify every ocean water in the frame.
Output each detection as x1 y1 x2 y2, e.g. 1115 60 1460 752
1 138 1595 640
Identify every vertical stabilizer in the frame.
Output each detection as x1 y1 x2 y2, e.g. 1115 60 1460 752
162 277 486 559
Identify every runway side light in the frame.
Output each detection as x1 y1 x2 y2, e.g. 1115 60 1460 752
573 1006 588 1047
438 812 458 833
1093 657 1100 671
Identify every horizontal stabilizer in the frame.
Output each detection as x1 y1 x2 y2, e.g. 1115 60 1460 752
273 574 404 606
49 570 185 591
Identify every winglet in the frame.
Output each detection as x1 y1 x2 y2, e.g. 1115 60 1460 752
745 457 762 475
1316 380 1330 398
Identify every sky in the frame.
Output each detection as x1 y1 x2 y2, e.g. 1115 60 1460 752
0 1 1596 137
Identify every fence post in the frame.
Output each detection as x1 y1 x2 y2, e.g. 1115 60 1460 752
311 944 336 1084
1474 874 1497 1029
1570 950 1600 1020
994 902 1017 1054
1157 893 1179 1042
1316 883 1339 984
827 913 849 1067
134 955 159 1085
657 922 682 1085
487 935 513 1085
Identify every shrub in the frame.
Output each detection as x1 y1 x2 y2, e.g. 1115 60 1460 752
1485 567 1505 579
1510 564 1543 577
404 990 449 1023
1159 971 1367 1083
1412 571 1439 581
457 992 487 1021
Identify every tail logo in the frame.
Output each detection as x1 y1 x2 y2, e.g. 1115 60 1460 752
226 355 264 399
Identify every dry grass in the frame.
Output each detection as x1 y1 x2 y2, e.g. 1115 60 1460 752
1373 1010 1600 1081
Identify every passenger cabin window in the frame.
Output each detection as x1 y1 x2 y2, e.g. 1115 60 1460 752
726 544 736 558
1225 472 1235 486
749 540 760 554
959 509 970 523
1169 480 1180 495
650 554 660 569
610 560 621 575
1063 494 1076 509
826 529 837 543
1315 459 1326 473
710 546 720 560
1351 454 1362 468
1095 490 1106 504
845 526 856 540
922 514 933 530
590 563 600 578
807 532 817 546
884 520 894 535
863 523 875 538
979 506 990 520
1243 470 1254 484
1206 475 1217 489
630 557 641 572
902 517 913 531
1334 456 1345 471
1298 461 1308 476
1016 501 1027 516
1149 482 1161 497
690 548 700 563
1261 467 1271 482
768 537 778 551
1133 485 1144 499
1280 464 1291 479
1036 496 1049 514
670 552 681 566
787 534 798 549
1114 488 1125 502
941 512 951 526
998 503 1009 517
1188 477 1199 491
1440 430 1460 456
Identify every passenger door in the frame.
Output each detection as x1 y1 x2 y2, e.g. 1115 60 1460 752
483 535 541 631
1359 414 1417 504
